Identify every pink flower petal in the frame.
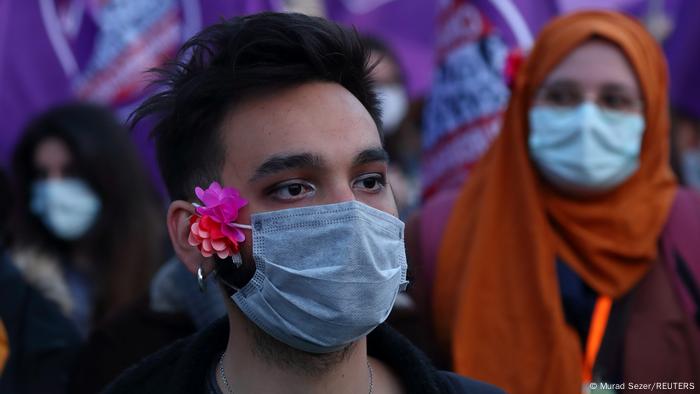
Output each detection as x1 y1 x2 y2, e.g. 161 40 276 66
195 186 207 202
211 239 227 252
233 229 245 242
202 250 213 257
216 249 230 259
222 225 246 243
202 239 213 252
188 232 201 246
192 222 209 238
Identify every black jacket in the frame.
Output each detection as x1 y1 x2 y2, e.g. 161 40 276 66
0 251 82 394
104 318 503 394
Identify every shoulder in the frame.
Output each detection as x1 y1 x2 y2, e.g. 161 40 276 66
437 371 506 394
368 324 505 394
101 335 191 394
103 318 228 394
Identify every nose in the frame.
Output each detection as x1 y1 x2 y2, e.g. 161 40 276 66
323 180 356 205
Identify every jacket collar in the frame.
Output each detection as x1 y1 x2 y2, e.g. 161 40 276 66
111 318 446 394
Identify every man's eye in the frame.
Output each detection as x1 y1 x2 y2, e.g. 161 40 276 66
353 174 386 193
269 182 315 201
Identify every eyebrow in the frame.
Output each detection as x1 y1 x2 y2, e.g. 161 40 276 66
599 82 638 95
248 147 390 183
540 79 579 91
249 153 324 182
353 147 390 167
542 79 637 95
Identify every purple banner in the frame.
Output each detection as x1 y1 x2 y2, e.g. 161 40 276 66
0 0 436 194
3 0 700 197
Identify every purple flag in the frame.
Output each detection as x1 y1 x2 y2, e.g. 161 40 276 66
0 0 436 196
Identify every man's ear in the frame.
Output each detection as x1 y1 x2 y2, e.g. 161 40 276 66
167 200 212 275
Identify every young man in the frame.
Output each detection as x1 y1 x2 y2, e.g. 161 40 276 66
105 12 502 394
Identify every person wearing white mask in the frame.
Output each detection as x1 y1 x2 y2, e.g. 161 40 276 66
103 13 503 394
10 103 165 337
362 36 419 220
671 111 700 191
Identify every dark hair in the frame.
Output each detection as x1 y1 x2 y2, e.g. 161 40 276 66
130 12 382 201
11 102 165 322
360 35 406 85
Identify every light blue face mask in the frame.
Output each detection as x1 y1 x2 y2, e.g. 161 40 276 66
31 178 101 240
528 102 645 193
227 200 408 354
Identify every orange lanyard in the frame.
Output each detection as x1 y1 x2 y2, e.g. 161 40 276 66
582 295 613 384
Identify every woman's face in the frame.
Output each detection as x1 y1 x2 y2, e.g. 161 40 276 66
528 40 647 196
533 40 642 114
33 137 74 180
30 137 101 241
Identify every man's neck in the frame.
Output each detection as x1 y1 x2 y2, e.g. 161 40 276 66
218 305 373 394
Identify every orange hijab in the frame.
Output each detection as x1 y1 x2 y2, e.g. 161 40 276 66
433 11 677 393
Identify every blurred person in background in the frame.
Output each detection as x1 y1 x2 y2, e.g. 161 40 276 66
434 11 699 393
67 254 220 393
362 35 421 219
672 110 700 191
148 255 226 330
1 167 82 394
9 102 165 338
362 34 426 349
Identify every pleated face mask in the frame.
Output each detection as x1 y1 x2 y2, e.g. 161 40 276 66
229 200 408 353
31 178 101 240
528 102 645 193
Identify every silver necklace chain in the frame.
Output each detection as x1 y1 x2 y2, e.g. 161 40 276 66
219 352 234 394
367 359 374 394
218 353 374 394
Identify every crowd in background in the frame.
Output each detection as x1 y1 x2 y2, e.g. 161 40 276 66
1 1 700 393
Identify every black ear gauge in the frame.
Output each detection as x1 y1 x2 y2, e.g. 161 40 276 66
216 273 241 292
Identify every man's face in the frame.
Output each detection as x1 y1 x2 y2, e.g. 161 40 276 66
220 81 397 260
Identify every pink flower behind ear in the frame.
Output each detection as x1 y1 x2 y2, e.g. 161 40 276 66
189 182 248 259
194 181 247 223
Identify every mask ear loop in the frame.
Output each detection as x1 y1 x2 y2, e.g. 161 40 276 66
225 223 252 268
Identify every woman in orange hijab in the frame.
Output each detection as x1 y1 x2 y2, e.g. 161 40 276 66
434 10 700 393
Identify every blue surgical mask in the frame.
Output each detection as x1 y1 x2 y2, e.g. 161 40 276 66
528 102 645 193
227 200 408 354
377 84 408 135
31 178 101 240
